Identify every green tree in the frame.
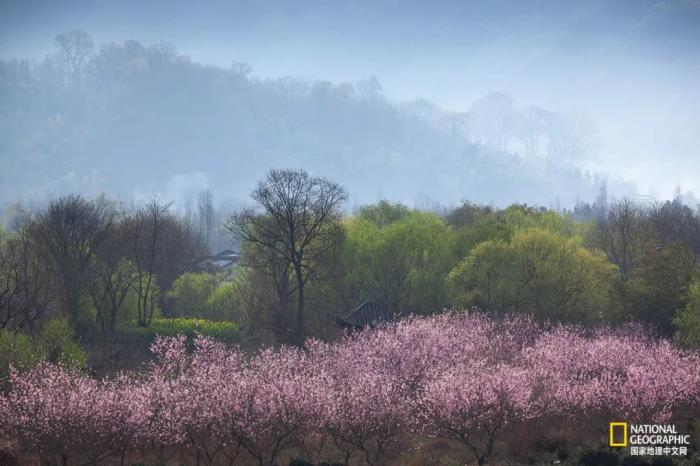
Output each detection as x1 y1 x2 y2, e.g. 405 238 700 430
627 241 695 334
448 228 618 323
206 281 238 321
343 207 455 315
358 200 410 226
29 195 112 332
0 318 87 380
501 204 591 238
227 169 347 346
447 202 592 261
38 318 88 369
0 330 43 381
168 271 224 318
673 281 700 348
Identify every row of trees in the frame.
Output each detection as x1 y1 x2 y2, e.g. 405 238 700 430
230 170 700 346
0 196 205 343
1 313 697 466
2 168 700 356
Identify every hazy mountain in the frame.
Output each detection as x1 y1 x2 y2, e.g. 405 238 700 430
0 35 635 210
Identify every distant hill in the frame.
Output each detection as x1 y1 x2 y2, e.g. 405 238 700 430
0 35 635 208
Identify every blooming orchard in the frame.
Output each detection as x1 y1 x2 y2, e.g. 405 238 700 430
1 312 698 465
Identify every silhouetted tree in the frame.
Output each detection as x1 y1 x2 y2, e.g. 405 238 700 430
198 189 216 251
0 227 50 331
30 195 112 328
648 199 700 255
594 198 651 281
122 199 169 328
54 29 94 86
122 199 205 327
87 220 134 339
228 169 347 346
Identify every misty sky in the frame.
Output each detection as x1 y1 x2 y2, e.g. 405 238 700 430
1 0 699 199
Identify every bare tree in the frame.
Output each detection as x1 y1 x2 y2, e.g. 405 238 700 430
0 227 50 331
30 195 112 326
648 197 700 255
227 169 347 346
123 198 205 327
198 189 216 251
237 240 294 343
156 213 207 291
594 198 651 281
54 29 94 86
87 220 134 339
122 199 169 328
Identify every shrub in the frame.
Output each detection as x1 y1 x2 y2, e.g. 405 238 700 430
1 319 86 381
673 281 700 348
0 330 43 381
206 281 237 321
38 318 88 369
119 317 240 344
167 271 224 319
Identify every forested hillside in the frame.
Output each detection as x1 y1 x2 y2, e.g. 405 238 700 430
0 31 633 208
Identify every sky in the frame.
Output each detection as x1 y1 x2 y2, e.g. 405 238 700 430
1 0 699 199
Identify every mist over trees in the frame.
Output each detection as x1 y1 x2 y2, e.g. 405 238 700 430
0 30 635 211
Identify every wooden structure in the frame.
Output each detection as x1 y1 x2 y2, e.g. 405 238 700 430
336 300 394 331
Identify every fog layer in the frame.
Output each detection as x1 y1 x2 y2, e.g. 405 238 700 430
1 0 699 206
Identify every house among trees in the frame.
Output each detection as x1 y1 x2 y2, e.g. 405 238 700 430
336 300 395 331
198 249 240 278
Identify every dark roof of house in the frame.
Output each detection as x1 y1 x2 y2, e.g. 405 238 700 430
336 300 393 329
198 250 241 271
212 249 239 261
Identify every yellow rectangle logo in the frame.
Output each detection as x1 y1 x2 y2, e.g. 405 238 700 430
610 422 628 447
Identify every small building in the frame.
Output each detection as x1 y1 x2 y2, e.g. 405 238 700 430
198 249 241 279
336 300 395 331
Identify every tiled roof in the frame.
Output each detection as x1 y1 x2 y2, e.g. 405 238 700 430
336 300 392 329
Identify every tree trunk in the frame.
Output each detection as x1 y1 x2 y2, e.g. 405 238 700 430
294 263 305 347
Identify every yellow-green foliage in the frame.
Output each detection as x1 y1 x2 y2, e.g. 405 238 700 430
501 204 593 238
0 318 87 380
120 317 239 343
38 318 88 368
121 273 161 321
0 330 43 380
206 281 238 321
451 204 592 260
448 228 618 323
673 281 700 348
168 272 225 319
344 207 455 314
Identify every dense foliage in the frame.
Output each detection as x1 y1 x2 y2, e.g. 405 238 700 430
0 313 697 466
0 318 86 381
448 228 618 323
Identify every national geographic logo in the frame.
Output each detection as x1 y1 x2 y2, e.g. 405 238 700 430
609 422 690 457
610 422 628 447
